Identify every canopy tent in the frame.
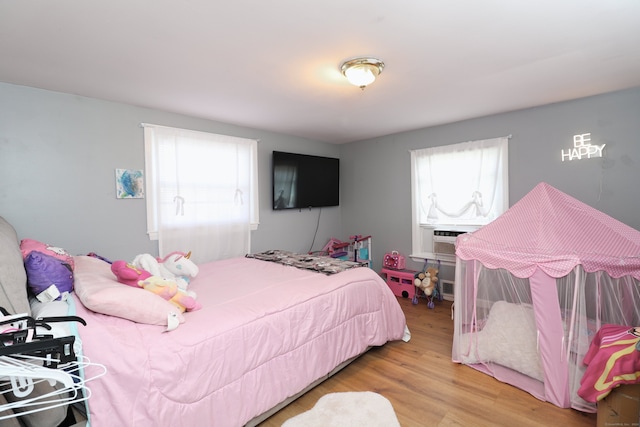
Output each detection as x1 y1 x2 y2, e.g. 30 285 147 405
456 182 640 279
452 182 640 412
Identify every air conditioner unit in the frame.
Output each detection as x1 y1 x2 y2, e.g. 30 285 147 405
432 227 478 259
432 228 472 258
414 226 478 301
415 225 478 263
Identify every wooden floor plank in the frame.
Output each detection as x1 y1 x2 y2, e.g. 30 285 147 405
259 297 597 426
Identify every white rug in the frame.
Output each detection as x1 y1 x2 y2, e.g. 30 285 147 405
281 391 401 427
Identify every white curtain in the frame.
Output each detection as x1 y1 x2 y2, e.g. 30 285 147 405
411 136 509 226
144 124 258 264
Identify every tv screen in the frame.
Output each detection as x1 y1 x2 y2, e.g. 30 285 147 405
272 151 340 210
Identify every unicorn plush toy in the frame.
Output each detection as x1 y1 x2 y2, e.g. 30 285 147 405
133 251 199 294
159 251 199 291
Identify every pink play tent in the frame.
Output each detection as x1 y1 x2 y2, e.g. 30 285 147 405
451 182 640 412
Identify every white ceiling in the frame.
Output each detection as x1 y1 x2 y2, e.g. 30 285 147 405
1 1 639 144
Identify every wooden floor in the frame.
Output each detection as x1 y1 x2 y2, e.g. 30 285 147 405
259 297 597 427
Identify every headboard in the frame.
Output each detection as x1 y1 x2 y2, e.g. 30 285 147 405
0 215 31 315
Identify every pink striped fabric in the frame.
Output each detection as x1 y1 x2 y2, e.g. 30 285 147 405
456 182 640 279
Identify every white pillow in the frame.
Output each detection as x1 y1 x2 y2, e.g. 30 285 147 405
459 301 544 381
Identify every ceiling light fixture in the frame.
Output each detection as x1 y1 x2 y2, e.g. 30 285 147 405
340 57 385 89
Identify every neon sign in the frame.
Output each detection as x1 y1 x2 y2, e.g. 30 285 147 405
561 133 605 162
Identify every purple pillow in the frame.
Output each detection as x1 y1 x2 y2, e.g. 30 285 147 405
24 251 74 301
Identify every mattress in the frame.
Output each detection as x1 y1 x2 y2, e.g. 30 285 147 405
72 255 407 427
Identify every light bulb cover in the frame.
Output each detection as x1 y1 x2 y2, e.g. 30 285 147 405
340 58 385 88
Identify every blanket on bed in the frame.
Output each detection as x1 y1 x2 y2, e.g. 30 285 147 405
73 255 406 427
246 250 367 274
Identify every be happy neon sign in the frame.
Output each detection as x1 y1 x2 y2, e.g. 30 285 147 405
561 133 606 162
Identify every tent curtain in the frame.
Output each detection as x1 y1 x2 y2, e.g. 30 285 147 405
144 124 257 264
453 258 640 412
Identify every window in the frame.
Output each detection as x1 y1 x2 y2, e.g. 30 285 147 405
410 136 509 258
143 124 258 263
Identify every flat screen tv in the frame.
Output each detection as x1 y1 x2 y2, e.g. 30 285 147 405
272 151 340 210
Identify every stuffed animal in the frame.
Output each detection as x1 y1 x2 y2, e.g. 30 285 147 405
132 252 198 293
111 260 151 288
111 260 201 313
414 271 436 296
131 254 170 281
158 251 199 292
413 266 439 304
425 267 438 292
138 276 201 313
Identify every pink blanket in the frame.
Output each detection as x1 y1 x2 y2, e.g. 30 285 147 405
72 256 406 427
578 324 640 402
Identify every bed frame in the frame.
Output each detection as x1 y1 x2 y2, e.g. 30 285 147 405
245 352 365 426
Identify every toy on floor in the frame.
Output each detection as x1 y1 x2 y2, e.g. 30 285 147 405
413 266 440 309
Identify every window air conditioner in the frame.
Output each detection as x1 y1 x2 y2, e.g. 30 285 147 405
415 225 478 263
414 226 478 301
432 229 463 257
432 228 475 301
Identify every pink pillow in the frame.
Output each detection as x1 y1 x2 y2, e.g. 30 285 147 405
73 255 185 327
20 238 75 270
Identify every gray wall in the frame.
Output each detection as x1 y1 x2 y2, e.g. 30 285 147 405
340 88 640 273
2 82 639 276
0 82 341 261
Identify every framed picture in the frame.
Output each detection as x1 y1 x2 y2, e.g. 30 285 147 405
115 169 144 199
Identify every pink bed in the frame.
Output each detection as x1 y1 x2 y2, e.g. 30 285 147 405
70 254 407 426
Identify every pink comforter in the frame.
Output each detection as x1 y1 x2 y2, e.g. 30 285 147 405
72 256 406 427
